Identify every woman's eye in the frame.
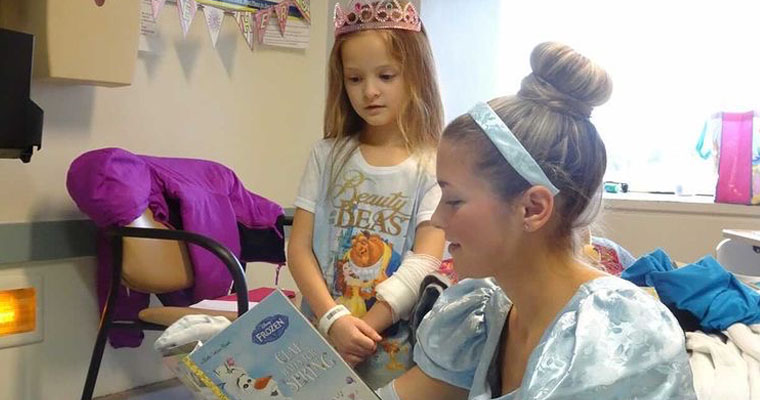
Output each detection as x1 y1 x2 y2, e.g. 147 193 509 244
380 73 395 81
446 200 462 207
346 76 361 83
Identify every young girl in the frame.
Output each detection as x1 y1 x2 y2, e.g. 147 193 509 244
377 42 697 399
288 0 446 389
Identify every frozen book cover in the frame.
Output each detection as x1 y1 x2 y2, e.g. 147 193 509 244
184 290 379 400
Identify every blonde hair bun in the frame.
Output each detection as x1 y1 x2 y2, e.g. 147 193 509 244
518 42 612 119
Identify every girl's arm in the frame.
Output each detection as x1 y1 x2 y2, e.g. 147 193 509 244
378 367 468 400
288 208 381 364
410 220 447 256
288 208 339 318
363 221 445 333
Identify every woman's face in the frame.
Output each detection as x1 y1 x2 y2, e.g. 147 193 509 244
432 139 524 279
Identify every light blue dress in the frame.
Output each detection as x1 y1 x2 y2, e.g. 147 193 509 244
410 277 697 400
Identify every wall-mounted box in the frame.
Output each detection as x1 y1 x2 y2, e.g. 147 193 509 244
0 0 140 86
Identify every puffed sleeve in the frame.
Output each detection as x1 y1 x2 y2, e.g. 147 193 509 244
522 279 697 399
413 278 511 390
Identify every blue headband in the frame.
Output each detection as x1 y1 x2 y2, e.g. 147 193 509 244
468 102 560 195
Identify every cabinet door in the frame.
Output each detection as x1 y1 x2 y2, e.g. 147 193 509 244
0 0 140 86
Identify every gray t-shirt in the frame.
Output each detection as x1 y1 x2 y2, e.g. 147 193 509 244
294 138 441 319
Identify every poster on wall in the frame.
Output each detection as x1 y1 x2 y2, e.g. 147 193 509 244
258 3 310 49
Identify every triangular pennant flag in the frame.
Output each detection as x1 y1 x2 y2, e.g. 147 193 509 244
292 0 310 23
176 0 197 37
274 1 289 36
235 11 255 50
151 0 166 20
254 8 271 44
203 6 224 47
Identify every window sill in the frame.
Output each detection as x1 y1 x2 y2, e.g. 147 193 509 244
603 192 760 218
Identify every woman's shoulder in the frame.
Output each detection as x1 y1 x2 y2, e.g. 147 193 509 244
521 276 695 398
579 276 670 315
572 277 685 345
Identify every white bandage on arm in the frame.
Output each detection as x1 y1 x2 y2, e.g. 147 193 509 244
376 252 441 323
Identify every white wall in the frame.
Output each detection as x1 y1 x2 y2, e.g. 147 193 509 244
421 0 501 122
0 1 327 398
601 198 760 262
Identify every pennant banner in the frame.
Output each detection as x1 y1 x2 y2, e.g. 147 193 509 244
177 0 198 37
235 11 255 50
292 0 310 23
141 0 158 36
274 1 289 36
151 0 166 20
253 8 270 44
203 6 225 47
148 0 310 50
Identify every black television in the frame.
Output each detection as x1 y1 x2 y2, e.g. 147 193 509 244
0 28 43 163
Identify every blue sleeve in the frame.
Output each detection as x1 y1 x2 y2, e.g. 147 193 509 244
413 279 505 390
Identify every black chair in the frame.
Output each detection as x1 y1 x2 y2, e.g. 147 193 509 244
81 216 251 400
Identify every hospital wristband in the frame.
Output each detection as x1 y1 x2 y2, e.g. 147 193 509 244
318 304 351 337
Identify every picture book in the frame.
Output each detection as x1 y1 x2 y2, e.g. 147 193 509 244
168 290 381 400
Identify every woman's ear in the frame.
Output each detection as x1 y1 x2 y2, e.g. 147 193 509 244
519 186 554 232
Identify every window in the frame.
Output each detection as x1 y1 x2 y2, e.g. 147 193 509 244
423 0 760 195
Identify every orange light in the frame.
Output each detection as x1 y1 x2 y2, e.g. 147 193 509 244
0 288 36 336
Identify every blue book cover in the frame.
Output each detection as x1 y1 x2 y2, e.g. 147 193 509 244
183 290 380 400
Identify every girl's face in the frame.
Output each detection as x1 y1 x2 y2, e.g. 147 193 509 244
341 30 408 130
432 139 524 279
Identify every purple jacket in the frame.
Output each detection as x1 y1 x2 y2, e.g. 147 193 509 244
67 148 284 347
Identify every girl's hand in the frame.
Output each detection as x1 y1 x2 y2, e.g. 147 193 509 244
329 315 382 366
